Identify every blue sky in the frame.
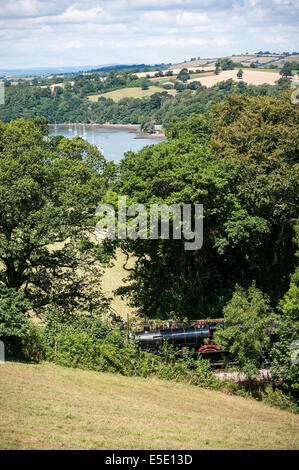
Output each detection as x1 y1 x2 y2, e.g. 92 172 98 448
0 0 298 68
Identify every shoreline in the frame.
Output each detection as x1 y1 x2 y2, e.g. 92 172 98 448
49 122 166 139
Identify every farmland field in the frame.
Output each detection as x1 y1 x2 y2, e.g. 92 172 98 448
101 248 136 319
88 86 175 102
0 362 298 450
188 69 282 87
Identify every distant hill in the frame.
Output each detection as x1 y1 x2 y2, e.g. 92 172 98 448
170 53 298 70
88 63 170 73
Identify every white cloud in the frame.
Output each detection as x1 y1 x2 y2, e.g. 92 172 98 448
0 0 298 68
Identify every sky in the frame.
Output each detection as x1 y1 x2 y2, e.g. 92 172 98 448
0 0 298 69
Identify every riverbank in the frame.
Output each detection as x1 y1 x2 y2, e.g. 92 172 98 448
50 122 166 139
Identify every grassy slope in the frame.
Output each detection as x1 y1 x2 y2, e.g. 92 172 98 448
101 248 136 319
0 362 298 450
88 86 172 102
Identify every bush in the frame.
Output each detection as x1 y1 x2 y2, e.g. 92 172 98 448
146 344 219 387
0 284 31 358
44 319 219 388
278 267 299 320
220 379 299 413
279 219 299 320
263 387 298 413
268 318 299 401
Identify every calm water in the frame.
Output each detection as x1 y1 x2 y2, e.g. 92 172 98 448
49 124 165 163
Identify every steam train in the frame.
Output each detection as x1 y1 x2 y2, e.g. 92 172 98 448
134 321 229 363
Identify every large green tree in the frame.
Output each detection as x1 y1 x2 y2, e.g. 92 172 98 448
0 118 113 316
108 94 298 319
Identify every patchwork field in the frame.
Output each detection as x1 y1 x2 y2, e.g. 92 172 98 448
88 86 175 102
0 362 298 450
272 54 299 66
188 69 282 87
169 54 284 70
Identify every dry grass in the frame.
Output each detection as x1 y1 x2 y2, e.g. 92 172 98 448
0 362 298 450
188 69 281 87
87 86 171 103
170 65 215 74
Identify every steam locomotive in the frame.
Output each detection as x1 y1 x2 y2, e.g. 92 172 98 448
134 321 228 362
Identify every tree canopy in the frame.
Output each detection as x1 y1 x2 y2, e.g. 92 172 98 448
0 118 114 317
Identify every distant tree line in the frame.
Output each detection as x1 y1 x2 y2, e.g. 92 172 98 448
0 93 298 409
0 73 291 126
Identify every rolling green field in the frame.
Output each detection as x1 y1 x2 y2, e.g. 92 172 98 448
101 248 137 319
0 362 298 450
88 86 175 102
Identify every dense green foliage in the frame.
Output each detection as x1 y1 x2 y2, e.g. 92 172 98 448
177 68 190 82
0 73 290 126
215 58 235 70
280 61 299 77
211 94 298 306
0 118 114 316
45 325 218 387
109 93 298 319
0 284 31 356
10 308 215 388
213 283 276 379
0 76 298 411
279 219 299 319
268 318 299 401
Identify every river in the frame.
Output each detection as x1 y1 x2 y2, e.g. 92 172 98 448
49 124 165 163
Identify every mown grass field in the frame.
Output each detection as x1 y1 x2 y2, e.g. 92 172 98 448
88 86 174 103
0 362 298 450
101 248 136 319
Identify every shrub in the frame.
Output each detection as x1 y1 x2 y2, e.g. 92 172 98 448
133 343 219 388
263 387 298 413
268 318 299 401
220 379 298 413
0 284 31 358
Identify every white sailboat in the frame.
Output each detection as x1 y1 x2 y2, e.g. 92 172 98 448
68 121 72 132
